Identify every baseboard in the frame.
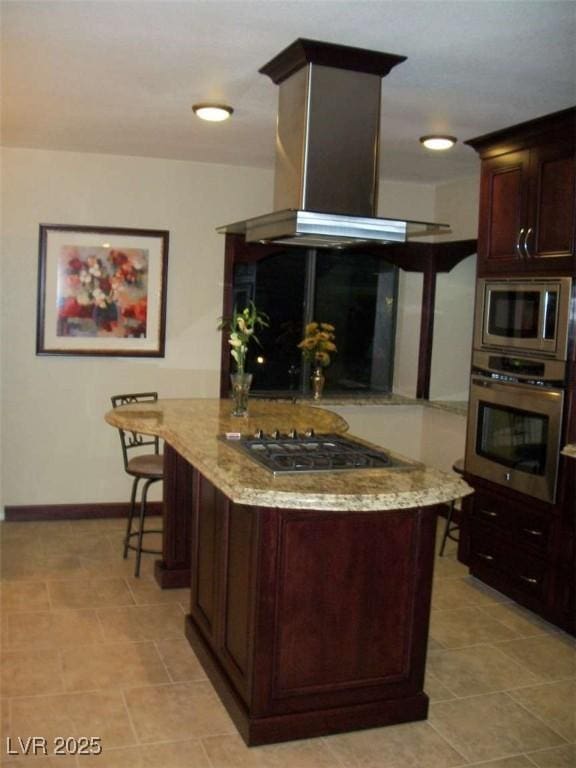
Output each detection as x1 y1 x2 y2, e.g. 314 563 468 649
3 502 163 522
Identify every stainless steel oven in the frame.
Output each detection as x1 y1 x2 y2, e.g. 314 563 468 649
466 355 565 504
474 277 572 359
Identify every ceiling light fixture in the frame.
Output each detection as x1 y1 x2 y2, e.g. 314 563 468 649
419 135 457 151
192 104 233 122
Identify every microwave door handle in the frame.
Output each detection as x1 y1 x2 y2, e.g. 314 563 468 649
523 227 533 258
515 227 526 258
472 376 563 399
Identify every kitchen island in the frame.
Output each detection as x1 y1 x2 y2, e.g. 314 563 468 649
105 398 471 745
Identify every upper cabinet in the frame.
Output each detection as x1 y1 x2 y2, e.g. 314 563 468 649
466 108 575 277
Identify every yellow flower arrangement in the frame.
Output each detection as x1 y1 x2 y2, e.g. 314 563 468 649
298 322 337 368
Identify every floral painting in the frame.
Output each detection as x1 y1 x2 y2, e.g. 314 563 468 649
57 246 149 338
37 225 169 356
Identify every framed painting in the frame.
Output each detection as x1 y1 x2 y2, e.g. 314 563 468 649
36 224 169 356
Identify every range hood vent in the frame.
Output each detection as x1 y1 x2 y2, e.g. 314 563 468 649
218 39 449 248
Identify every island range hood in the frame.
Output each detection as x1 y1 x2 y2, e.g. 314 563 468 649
218 38 449 248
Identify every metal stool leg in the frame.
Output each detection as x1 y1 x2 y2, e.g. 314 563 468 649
439 501 455 557
123 476 140 559
135 477 155 578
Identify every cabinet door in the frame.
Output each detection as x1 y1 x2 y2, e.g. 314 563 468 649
525 139 575 268
477 150 530 274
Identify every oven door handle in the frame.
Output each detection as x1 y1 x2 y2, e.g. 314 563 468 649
471 375 564 398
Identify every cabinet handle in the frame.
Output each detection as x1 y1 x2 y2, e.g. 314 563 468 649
523 227 533 258
522 527 544 537
480 508 498 518
515 227 526 258
477 552 495 561
519 574 539 585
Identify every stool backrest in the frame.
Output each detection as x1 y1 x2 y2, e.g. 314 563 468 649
110 392 161 472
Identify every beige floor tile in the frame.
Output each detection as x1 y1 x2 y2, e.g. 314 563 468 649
427 645 539 697
3 753 78 766
40 534 118 561
478 603 559 638
1 648 64 697
432 577 510 612
80 554 156 580
1 554 86 582
203 732 340 768
430 607 520 648
508 679 576 741
124 682 235 742
495 635 576 681
97 604 185 643
525 744 576 768
125 577 189 607
155 639 208 682
61 641 170 691
48 578 135 609
465 758 535 768
10 691 136 750
76 740 209 767
324 720 464 768
2 610 104 650
0 582 50 613
434 556 469 580
429 692 566 763
424 671 457 702
0 521 75 540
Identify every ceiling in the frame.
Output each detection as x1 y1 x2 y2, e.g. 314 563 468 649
1 0 575 184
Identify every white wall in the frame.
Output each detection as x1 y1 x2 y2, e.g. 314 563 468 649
0 147 273 507
430 175 480 401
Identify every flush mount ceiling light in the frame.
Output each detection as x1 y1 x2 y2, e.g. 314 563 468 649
192 104 233 122
419 135 458 150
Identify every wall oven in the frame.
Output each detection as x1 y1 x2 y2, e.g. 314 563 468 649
466 352 565 504
474 277 572 359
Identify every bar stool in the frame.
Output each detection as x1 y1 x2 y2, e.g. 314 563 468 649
111 392 164 577
439 458 464 557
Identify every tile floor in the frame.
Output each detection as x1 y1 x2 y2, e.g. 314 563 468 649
0 517 574 767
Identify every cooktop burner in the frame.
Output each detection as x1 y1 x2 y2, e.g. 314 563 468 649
221 430 410 476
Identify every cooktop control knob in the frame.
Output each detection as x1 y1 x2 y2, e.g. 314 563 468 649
288 428 298 439
271 429 281 439
305 428 315 438
254 429 264 439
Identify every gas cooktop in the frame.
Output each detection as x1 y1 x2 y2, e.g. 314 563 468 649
221 430 411 476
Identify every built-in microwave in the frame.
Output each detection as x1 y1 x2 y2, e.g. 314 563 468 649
474 277 572 360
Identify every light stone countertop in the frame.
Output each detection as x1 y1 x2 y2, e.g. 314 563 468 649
257 393 468 417
105 398 472 512
562 444 576 459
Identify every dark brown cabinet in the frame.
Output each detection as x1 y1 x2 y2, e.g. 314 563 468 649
467 107 576 276
186 468 440 745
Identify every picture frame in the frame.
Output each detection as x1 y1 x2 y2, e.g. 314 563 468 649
36 224 169 357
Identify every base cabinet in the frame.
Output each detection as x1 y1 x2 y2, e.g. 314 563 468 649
460 481 574 635
186 469 439 745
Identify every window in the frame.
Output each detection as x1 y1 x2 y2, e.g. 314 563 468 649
232 248 398 395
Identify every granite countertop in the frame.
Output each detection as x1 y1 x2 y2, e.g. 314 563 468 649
562 444 576 459
105 398 472 512
256 393 469 417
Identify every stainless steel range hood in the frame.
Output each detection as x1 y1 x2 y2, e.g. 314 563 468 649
218 39 449 248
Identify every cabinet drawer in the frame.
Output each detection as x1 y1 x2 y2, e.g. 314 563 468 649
471 492 551 554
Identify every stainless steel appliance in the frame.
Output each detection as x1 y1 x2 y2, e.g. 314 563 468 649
466 352 565 503
221 430 412 476
218 39 449 248
474 277 572 359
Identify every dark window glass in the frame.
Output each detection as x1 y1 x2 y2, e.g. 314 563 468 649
232 249 397 394
477 402 548 476
487 290 540 339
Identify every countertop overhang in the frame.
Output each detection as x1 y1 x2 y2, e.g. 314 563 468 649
105 398 472 511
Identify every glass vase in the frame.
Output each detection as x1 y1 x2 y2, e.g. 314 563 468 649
230 372 253 417
311 366 325 401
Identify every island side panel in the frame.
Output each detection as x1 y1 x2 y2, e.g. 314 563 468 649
154 443 194 589
185 470 438 746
